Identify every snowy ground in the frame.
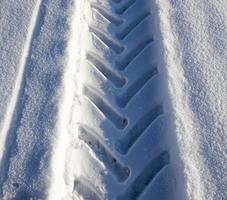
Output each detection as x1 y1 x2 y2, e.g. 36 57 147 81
0 0 226 199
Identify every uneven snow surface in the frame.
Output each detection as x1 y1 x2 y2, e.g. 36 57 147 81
0 0 226 200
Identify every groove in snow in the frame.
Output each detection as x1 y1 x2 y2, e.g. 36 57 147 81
0 0 43 167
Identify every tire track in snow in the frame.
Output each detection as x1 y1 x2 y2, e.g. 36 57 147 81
0 0 43 185
50 0 184 199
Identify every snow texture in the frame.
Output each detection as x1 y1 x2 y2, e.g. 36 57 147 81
157 0 227 199
0 0 226 199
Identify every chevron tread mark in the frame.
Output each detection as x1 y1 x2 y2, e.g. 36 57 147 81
78 125 130 182
117 152 170 200
73 0 174 199
83 85 128 129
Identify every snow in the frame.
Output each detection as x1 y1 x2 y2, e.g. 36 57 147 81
48 0 87 198
0 0 226 199
0 0 72 198
0 0 42 172
156 0 227 199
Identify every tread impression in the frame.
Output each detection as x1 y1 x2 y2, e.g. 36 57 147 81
73 0 171 199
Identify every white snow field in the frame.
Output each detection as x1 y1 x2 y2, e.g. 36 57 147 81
0 0 226 199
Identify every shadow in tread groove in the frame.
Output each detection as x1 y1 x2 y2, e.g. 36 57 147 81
78 125 130 182
73 178 101 200
115 105 163 154
91 3 123 26
116 38 154 71
117 152 170 200
89 26 124 54
86 52 126 88
114 0 136 15
116 12 151 40
116 67 158 108
83 85 128 129
111 0 122 4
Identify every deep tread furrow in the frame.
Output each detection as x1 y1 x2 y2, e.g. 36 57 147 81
116 67 158 108
115 0 137 15
74 178 101 200
83 85 128 129
86 52 126 88
116 38 154 71
117 152 170 200
90 26 124 54
78 125 130 182
116 105 163 154
116 12 151 40
91 4 123 26
70 0 174 198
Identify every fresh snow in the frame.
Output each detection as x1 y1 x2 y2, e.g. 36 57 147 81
0 0 226 199
157 1 227 199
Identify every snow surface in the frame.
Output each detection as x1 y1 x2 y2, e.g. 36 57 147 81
0 0 226 199
0 0 72 199
157 1 227 199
